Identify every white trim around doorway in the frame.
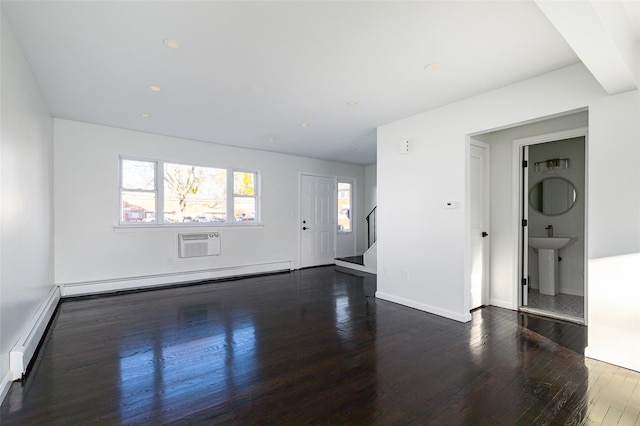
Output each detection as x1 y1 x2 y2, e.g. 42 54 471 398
512 127 588 324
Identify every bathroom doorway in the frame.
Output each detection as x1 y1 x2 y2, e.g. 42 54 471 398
517 129 587 323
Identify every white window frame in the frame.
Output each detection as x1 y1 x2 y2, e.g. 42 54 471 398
231 169 260 223
119 157 159 224
119 156 261 227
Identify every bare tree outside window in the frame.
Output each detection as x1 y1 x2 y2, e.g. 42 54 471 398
164 163 226 222
233 171 256 221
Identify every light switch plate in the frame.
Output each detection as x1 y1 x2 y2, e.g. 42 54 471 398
399 140 409 154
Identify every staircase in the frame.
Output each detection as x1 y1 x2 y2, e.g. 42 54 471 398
335 207 377 275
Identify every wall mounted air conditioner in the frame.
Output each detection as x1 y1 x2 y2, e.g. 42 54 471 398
179 232 221 258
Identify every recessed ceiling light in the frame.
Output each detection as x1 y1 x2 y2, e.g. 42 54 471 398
149 85 161 92
424 63 439 71
346 101 358 107
163 39 181 49
299 122 310 127
141 113 150 118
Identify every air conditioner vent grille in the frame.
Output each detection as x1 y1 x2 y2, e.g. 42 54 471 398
182 233 210 241
179 233 221 258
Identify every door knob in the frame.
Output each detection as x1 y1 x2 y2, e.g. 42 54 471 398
302 227 309 230
481 232 489 237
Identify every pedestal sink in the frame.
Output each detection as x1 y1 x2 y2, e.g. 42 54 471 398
528 237 577 296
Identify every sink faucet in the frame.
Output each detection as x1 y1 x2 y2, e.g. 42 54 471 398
545 225 554 237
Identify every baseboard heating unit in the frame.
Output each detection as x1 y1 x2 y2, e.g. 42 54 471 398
9 285 61 381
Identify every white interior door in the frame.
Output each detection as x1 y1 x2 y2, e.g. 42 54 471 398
470 142 489 310
300 175 336 268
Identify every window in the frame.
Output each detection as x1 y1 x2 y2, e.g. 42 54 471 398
121 159 157 223
337 182 351 232
119 158 259 225
233 171 257 222
164 163 226 223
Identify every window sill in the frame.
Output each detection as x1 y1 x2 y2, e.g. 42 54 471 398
113 223 264 233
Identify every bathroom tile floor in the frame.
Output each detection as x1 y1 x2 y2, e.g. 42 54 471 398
527 288 585 320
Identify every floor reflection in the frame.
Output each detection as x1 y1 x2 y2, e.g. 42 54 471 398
118 304 256 422
3 267 639 425
334 295 353 342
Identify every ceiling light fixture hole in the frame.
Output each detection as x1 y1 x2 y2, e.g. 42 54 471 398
163 39 181 49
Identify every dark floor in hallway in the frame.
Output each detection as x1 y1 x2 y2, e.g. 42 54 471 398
2 266 639 425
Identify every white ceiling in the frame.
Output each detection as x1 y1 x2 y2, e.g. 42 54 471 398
0 1 616 165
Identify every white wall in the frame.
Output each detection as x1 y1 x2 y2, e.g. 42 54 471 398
1 11 54 395
54 119 366 294
365 164 377 215
364 164 377 249
588 90 640 258
586 89 640 371
377 63 640 370
589 253 640 372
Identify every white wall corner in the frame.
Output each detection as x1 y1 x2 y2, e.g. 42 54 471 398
9 286 61 381
535 0 638 94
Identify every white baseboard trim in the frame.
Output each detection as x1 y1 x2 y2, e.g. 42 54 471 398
530 283 584 297
490 298 515 310
62 260 293 297
585 346 640 373
334 260 376 275
375 291 472 323
1 370 13 405
559 287 584 297
9 286 61 381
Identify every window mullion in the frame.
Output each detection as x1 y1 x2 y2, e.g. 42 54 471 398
157 160 163 224
227 169 234 223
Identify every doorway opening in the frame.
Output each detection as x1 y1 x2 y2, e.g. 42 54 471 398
517 129 587 324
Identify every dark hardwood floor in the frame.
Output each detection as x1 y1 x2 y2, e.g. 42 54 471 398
2 266 639 425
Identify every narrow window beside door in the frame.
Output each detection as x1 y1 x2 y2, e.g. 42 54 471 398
337 182 351 232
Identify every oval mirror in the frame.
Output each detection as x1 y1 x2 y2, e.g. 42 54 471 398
529 177 577 216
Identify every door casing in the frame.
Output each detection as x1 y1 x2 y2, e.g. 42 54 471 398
512 127 588 323
470 140 490 310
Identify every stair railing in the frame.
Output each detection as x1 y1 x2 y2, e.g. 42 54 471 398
366 206 377 248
